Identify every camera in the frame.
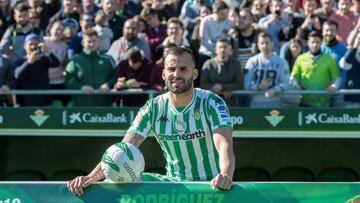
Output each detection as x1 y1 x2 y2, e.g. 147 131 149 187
275 9 281 15
30 44 41 55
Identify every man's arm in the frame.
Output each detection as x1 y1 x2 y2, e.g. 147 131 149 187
211 128 235 190
67 132 145 197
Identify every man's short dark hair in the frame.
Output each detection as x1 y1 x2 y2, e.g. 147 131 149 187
217 38 231 45
14 2 29 12
141 8 158 18
166 47 195 66
212 0 229 12
83 29 98 38
323 20 338 30
308 31 322 40
167 17 184 29
128 48 143 63
257 32 272 41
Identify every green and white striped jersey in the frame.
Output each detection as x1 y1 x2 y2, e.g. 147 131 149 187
128 88 233 181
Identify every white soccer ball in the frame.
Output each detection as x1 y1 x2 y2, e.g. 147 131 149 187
100 142 145 183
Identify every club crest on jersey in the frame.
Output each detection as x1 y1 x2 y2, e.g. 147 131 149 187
193 109 201 120
174 119 187 133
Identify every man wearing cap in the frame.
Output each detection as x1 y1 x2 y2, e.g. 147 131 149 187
14 33 60 106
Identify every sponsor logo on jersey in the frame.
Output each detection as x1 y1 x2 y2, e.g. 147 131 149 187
265 110 284 127
217 105 230 120
30 109 49 127
157 130 206 141
174 119 187 133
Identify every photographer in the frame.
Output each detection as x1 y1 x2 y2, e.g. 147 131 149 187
14 34 60 106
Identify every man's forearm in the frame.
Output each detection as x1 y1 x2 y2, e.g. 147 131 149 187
87 163 105 181
218 143 235 178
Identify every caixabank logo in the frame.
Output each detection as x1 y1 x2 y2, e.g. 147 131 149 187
298 111 360 126
62 111 134 125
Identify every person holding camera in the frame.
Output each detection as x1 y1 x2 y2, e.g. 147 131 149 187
14 33 60 106
244 32 290 108
258 0 289 53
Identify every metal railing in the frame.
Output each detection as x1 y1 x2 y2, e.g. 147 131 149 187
0 89 359 107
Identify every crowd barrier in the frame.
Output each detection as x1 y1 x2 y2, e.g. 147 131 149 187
1 182 360 203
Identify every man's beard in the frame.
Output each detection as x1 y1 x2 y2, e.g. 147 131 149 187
18 20 29 28
126 34 136 42
165 77 193 94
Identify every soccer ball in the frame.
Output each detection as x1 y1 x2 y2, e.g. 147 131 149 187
100 142 145 183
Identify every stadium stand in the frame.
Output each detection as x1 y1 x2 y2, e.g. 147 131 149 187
318 167 359 182
49 170 87 181
233 167 270 181
273 167 315 181
5 170 46 181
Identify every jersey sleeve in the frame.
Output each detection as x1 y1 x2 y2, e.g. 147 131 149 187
127 100 153 138
206 94 233 130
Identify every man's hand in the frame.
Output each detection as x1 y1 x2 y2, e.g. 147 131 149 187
210 173 233 190
81 85 94 94
265 89 275 97
211 84 222 93
99 84 110 93
67 175 94 197
0 85 10 93
258 79 271 91
327 85 337 93
27 52 41 64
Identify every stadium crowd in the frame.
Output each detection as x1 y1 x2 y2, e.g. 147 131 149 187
0 0 359 107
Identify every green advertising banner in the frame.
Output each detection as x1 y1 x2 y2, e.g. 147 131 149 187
0 107 359 135
1 182 360 203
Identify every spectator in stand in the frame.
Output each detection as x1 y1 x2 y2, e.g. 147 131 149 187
0 55 15 106
0 0 13 38
280 28 308 68
351 0 360 16
67 13 95 59
44 21 69 106
133 15 147 40
154 17 192 63
107 18 151 66
141 8 167 58
258 0 289 53
179 0 204 35
149 43 177 92
282 0 302 17
339 32 360 107
114 0 142 19
28 0 57 31
114 47 154 106
28 8 42 30
65 30 116 106
82 0 100 14
291 31 340 107
250 0 267 22
314 0 335 21
347 19 360 48
201 39 244 106
321 20 347 65
244 32 290 107
228 8 240 26
14 34 60 106
142 0 177 22
281 38 303 72
329 0 359 46
229 8 261 70
191 5 212 51
48 0 81 33
0 3 43 63
97 0 127 43
94 12 114 52
198 0 232 69
283 0 319 41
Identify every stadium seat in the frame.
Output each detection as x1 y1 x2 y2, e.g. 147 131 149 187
233 167 270 181
318 167 359 182
273 167 314 181
49 170 87 181
5 170 46 181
